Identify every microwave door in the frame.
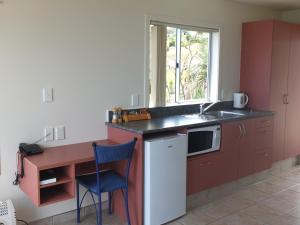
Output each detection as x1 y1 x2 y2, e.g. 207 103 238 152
188 130 213 156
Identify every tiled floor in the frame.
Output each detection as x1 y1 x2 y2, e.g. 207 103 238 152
35 166 300 225
169 166 300 225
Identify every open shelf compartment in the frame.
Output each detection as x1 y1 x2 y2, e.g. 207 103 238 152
38 165 75 206
39 165 73 188
40 183 74 206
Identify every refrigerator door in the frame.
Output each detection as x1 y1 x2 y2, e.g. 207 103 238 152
144 134 187 225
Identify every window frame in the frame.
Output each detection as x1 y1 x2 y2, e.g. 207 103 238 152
171 27 214 105
145 16 221 107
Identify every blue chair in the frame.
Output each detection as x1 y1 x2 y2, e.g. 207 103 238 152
76 138 137 225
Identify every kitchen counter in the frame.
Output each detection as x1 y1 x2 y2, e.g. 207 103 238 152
107 109 274 135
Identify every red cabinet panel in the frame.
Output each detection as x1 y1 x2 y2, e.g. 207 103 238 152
220 121 240 182
187 153 222 195
270 22 291 162
253 148 272 173
285 25 300 159
240 21 273 110
240 21 292 162
238 120 255 178
254 127 273 150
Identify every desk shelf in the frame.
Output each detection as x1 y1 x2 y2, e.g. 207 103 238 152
40 174 73 189
38 165 75 206
40 184 74 206
39 166 74 188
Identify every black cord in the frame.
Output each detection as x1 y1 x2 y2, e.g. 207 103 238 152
17 219 29 225
13 151 25 185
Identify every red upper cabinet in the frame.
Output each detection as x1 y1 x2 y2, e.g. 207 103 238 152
240 21 294 162
285 25 300 158
240 21 274 111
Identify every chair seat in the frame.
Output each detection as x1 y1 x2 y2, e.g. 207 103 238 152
76 170 127 193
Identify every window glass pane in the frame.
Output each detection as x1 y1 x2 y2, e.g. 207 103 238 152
166 27 177 105
179 30 210 102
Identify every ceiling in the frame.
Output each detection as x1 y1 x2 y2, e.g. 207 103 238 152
231 0 300 10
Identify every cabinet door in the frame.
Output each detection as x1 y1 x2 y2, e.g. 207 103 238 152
187 158 201 195
238 119 255 178
240 21 274 110
220 122 240 183
285 25 300 158
270 22 291 162
186 156 215 195
253 148 272 173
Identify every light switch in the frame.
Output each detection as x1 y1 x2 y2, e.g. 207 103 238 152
131 94 139 107
55 126 65 140
42 88 53 103
44 127 54 142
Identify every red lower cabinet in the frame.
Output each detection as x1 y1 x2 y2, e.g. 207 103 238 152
187 116 274 196
253 148 272 173
187 154 222 195
220 121 240 182
238 119 255 177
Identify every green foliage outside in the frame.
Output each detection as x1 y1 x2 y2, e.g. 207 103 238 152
166 27 209 104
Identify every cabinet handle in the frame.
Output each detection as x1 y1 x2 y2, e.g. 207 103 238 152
238 125 243 138
283 94 289 104
242 124 246 136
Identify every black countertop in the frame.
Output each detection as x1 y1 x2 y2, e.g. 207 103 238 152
107 109 274 135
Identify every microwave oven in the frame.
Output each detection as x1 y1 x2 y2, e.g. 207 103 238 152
187 125 221 156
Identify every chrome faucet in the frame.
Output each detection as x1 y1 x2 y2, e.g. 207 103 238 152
200 102 219 115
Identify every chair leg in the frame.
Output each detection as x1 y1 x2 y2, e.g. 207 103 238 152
124 188 131 225
76 181 80 223
98 195 102 225
108 192 113 215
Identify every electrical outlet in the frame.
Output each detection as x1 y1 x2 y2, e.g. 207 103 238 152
55 126 65 140
44 127 54 142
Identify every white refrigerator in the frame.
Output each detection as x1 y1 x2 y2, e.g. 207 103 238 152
144 134 187 225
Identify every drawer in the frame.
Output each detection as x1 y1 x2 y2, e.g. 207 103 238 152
255 117 273 129
254 126 273 150
253 148 272 173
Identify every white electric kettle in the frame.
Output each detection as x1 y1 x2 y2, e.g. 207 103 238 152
233 92 249 109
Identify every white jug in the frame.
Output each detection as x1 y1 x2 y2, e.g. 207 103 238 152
233 92 249 109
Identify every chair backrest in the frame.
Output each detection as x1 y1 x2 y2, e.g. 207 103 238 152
92 138 137 189
92 138 137 165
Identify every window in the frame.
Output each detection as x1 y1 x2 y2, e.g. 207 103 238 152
149 22 220 107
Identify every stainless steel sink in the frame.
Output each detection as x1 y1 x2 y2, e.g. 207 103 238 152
184 110 246 120
205 110 246 118
183 114 218 120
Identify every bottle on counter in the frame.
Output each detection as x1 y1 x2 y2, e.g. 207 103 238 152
117 108 123 123
111 108 118 124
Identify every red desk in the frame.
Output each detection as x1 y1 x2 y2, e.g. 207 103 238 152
20 132 143 225
19 140 117 206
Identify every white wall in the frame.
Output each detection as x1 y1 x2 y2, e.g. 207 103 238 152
0 0 279 222
282 9 300 23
